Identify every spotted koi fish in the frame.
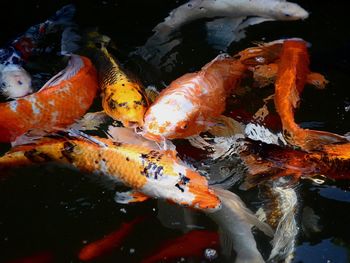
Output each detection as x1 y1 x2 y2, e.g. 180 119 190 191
0 4 76 99
0 134 221 211
87 42 149 128
241 140 350 189
0 55 98 143
142 54 247 142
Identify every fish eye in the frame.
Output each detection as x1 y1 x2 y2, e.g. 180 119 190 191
178 121 188 130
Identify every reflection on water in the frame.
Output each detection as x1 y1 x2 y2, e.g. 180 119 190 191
0 0 349 262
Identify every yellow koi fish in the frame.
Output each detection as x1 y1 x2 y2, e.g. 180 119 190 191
0 133 220 211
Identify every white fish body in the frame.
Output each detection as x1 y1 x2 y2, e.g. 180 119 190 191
134 0 309 69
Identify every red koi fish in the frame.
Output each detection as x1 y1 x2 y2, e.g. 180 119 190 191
0 55 98 143
141 230 219 263
274 40 348 151
142 54 247 141
78 216 147 261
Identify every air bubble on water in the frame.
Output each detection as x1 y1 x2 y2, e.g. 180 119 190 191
82 240 88 244
120 208 127 214
204 248 218 261
129 248 135 254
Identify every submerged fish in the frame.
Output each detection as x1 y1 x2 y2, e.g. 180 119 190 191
78 216 147 261
142 54 247 141
133 0 308 71
141 230 219 263
0 133 220 211
273 40 348 151
0 55 98 143
0 4 76 99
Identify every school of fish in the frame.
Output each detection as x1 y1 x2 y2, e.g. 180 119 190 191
0 1 349 263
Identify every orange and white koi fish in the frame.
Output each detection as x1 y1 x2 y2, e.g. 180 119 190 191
143 54 247 141
5 251 54 263
141 230 219 263
0 55 98 143
273 39 348 151
0 133 220 211
78 216 147 261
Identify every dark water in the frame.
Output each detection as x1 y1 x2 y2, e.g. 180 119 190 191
0 0 350 262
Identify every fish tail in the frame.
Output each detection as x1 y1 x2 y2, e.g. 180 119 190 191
45 4 76 30
208 187 273 262
293 129 348 151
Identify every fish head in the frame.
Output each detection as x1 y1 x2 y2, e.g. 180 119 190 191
142 93 200 141
0 64 32 99
103 83 149 128
270 1 309 20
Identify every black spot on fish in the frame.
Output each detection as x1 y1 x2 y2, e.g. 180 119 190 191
175 183 185 192
140 153 148 159
61 141 76 163
118 102 128 108
126 157 130 161
24 149 52 163
134 100 142 106
113 141 122 147
108 99 117 110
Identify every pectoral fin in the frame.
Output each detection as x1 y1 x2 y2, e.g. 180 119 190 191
114 190 149 204
208 115 245 137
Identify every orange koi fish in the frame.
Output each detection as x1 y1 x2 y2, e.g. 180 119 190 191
0 55 98 143
141 230 219 263
0 134 220 211
241 141 350 189
274 39 348 151
78 216 147 261
143 54 247 141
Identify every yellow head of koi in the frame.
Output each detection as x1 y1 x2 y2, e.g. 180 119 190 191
95 45 149 128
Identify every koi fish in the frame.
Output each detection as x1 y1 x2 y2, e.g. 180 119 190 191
142 54 247 141
0 4 76 99
274 39 348 151
0 133 221 211
0 55 98 143
141 230 219 263
80 32 149 128
133 0 308 71
78 216 147 261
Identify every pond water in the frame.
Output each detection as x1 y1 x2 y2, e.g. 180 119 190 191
0 1 349 262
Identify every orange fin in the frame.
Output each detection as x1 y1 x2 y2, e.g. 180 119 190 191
299 130 348 151
114 190 149 204
208 115 245 137
306 72 328 89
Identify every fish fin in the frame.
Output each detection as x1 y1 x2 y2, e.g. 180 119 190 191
69 111 111 131
114 190 149 204
245 123 287 146
60 25 81 55
205 17 245 51
38 54 83 91
205 17 273 51
107 126 160 150
213 187 274 237
306 72 328 89
208 116 245 137
64 129 109 148
145 85 160 103
45 4 76 30
298 129 349 151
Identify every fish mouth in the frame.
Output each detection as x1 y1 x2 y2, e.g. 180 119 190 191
124 121 142 129
142 131 163 142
